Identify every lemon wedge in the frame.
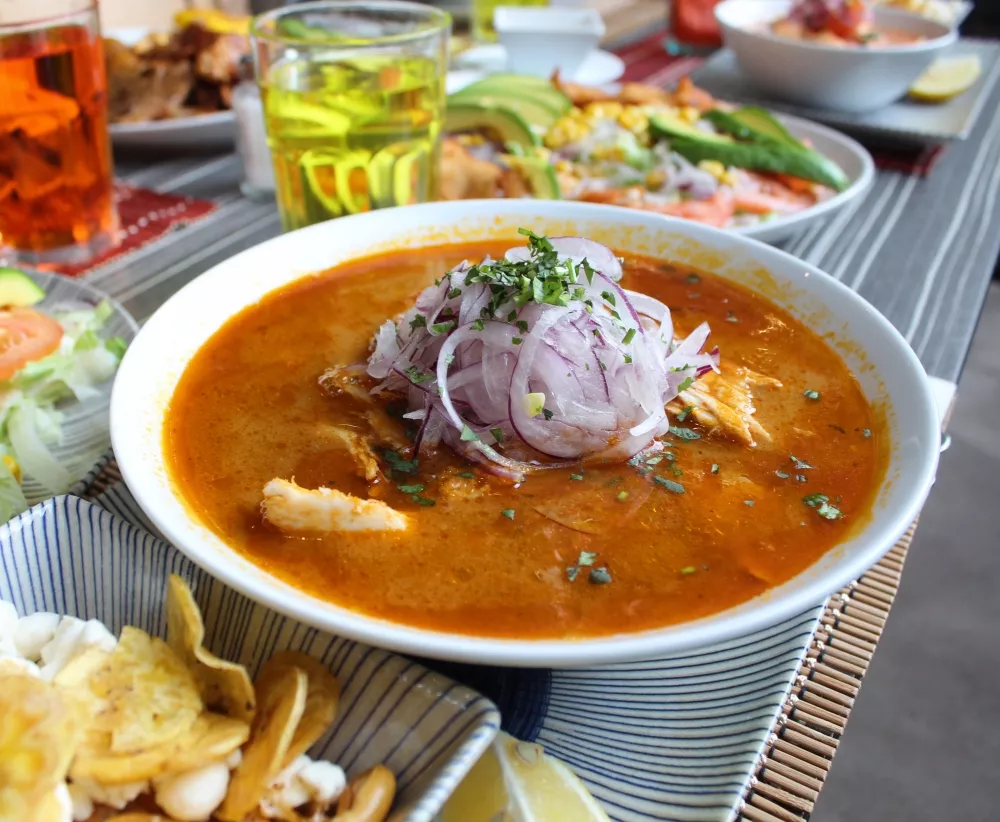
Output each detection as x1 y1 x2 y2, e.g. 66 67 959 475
910 56 982 102
440 731 610 822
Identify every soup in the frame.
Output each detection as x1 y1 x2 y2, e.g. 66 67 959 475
166 238 885 639
769 0 923 47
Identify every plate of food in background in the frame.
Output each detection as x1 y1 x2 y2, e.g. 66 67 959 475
104 10 250 149
0 269 135 523
439 74 874 245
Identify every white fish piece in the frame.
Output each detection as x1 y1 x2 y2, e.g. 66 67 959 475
262 479 408 533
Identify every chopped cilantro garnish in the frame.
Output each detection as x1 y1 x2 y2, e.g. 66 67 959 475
501 508 515 520
460 425 479 442
412 495 436 506
645 456 663 466
447 287 462 299
617 490 629 501
430 320 456 335
677 376 695 393
803 493 844 520
654 476 685 494
578 551 598 567
542 408 554 420
711 463 719 474
676 405 694 422
444 353 455 365
624 354 633 364
588 567 612 585
397 484 425 494
516 320 529 333
622 328 636 345
456 471 476 479
803 389 821 400
409 314 427 330
601 290 616 306
790 455 814 470
672 467 683 476
744 499 755 507
669 426 701 440
775 470 790 479
796 474 807 483
381 449 418 475
490 427 504 443
471 319 485 331
686 273 701 284
404 366 434 385
512 337 523 345
570 473 584 481
566 566 580 582
863 428 872 438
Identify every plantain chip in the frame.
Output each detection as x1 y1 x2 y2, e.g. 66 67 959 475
166 575 256 724
255 651 340 768
0 674 89 821
87 626 202 755
216 665 307 822
164 712 250 773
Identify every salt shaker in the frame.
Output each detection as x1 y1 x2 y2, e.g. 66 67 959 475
232 58 276 201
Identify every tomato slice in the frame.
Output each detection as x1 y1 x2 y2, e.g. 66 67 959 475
0 308 64 381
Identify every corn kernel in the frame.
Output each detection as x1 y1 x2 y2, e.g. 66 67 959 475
3 455 21 484
680 106 701 124
555 160 574 174
585 101 623 119
645 169 667 189
617 106 649 134
698 160 727 181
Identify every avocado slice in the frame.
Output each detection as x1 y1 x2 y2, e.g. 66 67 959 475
650 113 849 192
731 107 803 149
450 75 572 119
502 155 561 199
448 93 558 138
445 103 540 147
0 269 46 308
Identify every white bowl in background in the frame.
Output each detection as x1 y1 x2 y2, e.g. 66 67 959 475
494 5 604 79
111 199 940 667
715 0 957 112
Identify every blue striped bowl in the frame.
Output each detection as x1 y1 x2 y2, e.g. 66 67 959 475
0 495 500 822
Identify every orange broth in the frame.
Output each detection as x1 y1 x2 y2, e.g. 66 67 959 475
165 243 885 639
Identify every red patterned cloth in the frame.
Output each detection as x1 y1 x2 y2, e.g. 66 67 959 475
53 184 218 277
613 32 946 177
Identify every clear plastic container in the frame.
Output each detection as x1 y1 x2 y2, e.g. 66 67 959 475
232 79 276 201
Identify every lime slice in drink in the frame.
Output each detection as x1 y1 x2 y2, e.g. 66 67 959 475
368 143 429 209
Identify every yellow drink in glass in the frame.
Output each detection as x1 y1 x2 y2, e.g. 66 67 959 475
472 0 548 43
252 1 449 231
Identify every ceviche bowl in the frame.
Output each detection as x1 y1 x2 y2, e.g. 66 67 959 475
716 0 956 112
111 199 940 667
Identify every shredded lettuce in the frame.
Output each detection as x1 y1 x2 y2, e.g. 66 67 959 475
0 300 126 513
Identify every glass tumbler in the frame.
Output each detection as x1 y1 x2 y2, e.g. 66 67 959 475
252 0 451 232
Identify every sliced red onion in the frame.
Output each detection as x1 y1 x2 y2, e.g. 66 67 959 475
365 237 718 477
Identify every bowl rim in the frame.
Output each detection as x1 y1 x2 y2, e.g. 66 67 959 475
111 199 940 668
715 0 957 55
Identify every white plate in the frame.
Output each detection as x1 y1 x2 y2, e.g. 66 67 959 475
452 44 625 86
733 112 876 245
104 27 238 151
110 110 238 151
111 199 940 668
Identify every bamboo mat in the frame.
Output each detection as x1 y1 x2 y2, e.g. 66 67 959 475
737 525 916 821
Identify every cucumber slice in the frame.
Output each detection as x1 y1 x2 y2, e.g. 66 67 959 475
0 269 46 308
